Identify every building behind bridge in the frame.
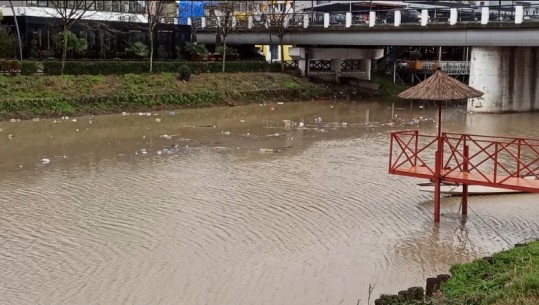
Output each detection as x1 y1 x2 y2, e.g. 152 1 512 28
0 0 191 60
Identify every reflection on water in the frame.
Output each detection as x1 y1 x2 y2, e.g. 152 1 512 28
0 101 539 305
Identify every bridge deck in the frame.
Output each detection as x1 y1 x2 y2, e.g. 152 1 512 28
393 166 539 193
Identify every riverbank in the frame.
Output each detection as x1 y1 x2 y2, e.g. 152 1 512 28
0 72 331 120
376 240 539 305
0 72 407 120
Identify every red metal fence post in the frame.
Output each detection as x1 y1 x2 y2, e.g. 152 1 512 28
414 130 419 167
389 133 394 173
434 135 443 223
462 143 469 215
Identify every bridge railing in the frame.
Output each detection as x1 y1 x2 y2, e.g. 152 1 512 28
192 4 539 31
419 61 470 74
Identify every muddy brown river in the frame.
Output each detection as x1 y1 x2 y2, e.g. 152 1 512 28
1 101 538 305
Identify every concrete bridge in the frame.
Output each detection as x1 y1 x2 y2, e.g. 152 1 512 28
193 6 539 113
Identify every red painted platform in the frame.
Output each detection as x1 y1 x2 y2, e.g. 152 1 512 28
389 131 539 197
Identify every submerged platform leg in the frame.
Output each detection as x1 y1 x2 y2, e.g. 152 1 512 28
434 179 441 222
461 185 468 215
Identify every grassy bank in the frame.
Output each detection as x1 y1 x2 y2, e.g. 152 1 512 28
377 241 539 305
371 71 410 99
0 72 328 119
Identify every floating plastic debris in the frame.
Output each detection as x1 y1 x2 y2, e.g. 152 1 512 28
32 118 40 122
122 112 128 116
168 111 176 116
260 148 279 153
283 120 291 129
41 158 50 164
277 102 284 105
155 118 162 123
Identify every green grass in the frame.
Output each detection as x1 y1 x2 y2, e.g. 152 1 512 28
371 71 409 98
283 79 303 90
438 242 539 305
88 75 106 83
376 242 539 305
0 72 324 119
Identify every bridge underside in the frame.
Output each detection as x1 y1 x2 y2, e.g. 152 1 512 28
197 26 539 113
196 26 539 47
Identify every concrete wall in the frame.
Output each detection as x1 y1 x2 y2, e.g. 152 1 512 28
469 47 539 113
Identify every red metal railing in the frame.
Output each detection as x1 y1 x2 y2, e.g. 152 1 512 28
389 130 539 193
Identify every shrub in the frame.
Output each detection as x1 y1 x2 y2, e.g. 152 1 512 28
43 60 62 75
0 28 18 58
216 45 238 55
184 42 209 56
125 42 148 58
7 60 21 76
42 60 281 76
21 61 38 75
176 65 191 81
0 59 6 74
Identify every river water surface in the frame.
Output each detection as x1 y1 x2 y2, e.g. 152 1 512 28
1 101 539 305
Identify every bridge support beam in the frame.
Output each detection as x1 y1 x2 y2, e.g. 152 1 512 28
469 47 539 113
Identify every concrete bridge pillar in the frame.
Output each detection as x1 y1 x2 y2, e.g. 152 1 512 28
469 47 539 113
360 59 371 81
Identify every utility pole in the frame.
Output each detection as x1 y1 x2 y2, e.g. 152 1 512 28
8 0 23 60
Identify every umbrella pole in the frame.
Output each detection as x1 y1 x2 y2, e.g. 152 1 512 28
434 101 442 222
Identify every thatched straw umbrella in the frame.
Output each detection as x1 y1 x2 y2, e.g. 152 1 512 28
397 68 483 222
398 68 483 138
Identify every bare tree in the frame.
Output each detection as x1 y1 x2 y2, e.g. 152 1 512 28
211 1 236 73
144 0 175 73
259 0 297 72
47 0 97 74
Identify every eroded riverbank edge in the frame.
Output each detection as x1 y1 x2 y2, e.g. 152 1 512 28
0 72 406 120
375 240 539 305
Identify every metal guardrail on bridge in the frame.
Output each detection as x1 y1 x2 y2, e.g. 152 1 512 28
190 4 539 31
